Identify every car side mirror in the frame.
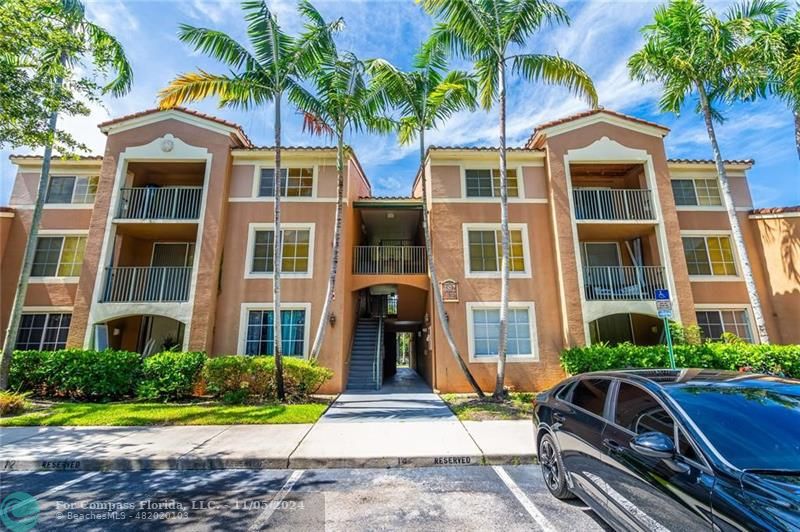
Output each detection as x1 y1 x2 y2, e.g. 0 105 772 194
630 432 676 460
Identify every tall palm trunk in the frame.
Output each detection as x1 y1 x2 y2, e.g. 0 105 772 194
494 59 511 398
0 69 65 390
419 129 484 397
698 84 769 343
309 125 345 360
273 94 285 401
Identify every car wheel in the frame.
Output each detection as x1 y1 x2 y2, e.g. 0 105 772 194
539 433 574 500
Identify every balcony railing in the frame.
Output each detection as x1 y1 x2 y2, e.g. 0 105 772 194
353 246 427 274
101 266 192 302
583 265 667 301
117 187 202 220
573 188 655 221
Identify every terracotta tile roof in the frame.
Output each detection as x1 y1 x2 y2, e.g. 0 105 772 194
357 196 420 201
429 145 543 152
98 107 252 146
668 158 754 166
9 154 104 160
0 206 14 213
526 108 670 147
244 146 337 151
750 205 800 214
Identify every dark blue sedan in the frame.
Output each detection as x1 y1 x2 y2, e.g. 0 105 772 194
533 369 800 531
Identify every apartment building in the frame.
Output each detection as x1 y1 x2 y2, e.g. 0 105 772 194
1 107 798 393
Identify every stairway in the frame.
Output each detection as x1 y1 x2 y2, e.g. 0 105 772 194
346 318 382 391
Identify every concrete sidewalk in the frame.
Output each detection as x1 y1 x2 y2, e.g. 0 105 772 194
0 420 535 472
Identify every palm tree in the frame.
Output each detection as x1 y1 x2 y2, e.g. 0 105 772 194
159 0 341 400
368 43 485 396
292 49 393 361
420 0 598 398
0 0 132 390
629 0 779 343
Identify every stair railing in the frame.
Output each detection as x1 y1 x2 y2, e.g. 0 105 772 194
373 318 384 391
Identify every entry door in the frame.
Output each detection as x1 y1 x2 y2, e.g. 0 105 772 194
583 242 621 267
151 242 194 267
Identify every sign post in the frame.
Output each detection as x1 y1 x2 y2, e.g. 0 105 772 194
655 289 676 369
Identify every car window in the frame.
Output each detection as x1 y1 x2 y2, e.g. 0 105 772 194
615 382 674 437
570 378 611 416
556 381 574 401
677 429 700 462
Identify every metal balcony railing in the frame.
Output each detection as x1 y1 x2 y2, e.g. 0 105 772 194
583 266 667 301
117 187 202 220
353 246 427 274
573 188 655 221
101 266 192 302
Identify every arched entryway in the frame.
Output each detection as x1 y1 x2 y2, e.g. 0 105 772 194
96 314 186 355
589 313 664 346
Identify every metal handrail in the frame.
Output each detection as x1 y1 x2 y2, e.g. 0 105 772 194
101 266 192 302
583 265 667 301
353 246 427 274
573 188 655 221
117 186 202 220
374 318 384 390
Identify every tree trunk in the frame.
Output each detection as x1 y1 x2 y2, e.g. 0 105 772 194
698 84 769 343
273 94 285 401
494 60 510 398
0 107 60 389
794 108 799 162
309 127 345 360
419 129 484 397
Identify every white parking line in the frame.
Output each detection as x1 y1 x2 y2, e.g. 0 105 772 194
493 465 557 532
247 469 305 531
4 472 99 515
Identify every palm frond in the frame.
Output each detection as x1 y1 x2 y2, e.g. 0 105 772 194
85 22 133 96
158 70 269 110
510 53 598 106
177 25 260 71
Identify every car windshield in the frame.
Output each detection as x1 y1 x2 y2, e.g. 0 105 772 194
667 383 800 471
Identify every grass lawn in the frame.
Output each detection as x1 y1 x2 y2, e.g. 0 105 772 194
0 401 328 427
441 392 535 421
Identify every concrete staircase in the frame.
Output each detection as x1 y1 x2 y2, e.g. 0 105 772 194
346 318 382 391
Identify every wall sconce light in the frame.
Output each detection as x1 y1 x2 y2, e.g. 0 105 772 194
113 328 121 336
329 313 336 326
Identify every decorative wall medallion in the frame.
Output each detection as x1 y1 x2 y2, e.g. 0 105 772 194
440 279 459 302
160 135 175 152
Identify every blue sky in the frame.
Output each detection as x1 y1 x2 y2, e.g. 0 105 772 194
1 0 798 206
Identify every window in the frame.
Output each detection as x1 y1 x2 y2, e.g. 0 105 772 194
471 307 534 359
671 178 722 206
16 313 71 350
570 378 611 416
682 236 736 276
465 169 519 198
31 236 86 277
244 309 306 356
615 382 674 436
251 229 311 274
696 309 754 342
46 176 98 204
467 229 525 273
258 168 313 197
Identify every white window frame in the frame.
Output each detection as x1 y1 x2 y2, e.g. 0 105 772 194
462 223 532 278
237 302 312 357
45 175 99 207
460 165 525 200
15 311 72 350
466 301 539 362
694 304 758 344
680 230 741 282
28 229 88 283
251 165 318 199
244 222 315 279
670 177 725 211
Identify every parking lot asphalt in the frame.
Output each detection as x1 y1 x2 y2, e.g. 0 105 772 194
1 465 608 531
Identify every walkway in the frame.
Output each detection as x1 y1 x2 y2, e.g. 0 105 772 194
324 368 454 422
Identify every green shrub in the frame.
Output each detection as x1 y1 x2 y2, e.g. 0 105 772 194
9 349 142 401
204 356 332 403
561 342 800 378
0 391 28 416
137 351 206 401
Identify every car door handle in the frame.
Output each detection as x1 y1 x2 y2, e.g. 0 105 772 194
603 438 622 451
552 412 565 423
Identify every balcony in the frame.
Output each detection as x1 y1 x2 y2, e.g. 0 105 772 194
117 187 202 220
583 266 667 301
353 246 427 275
573 188 655 221
101 266 192 303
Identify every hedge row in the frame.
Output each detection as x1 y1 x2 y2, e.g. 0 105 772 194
561 342 800 378
9 350 332 403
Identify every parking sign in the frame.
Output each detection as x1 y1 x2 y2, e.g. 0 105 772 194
654 289 670 301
